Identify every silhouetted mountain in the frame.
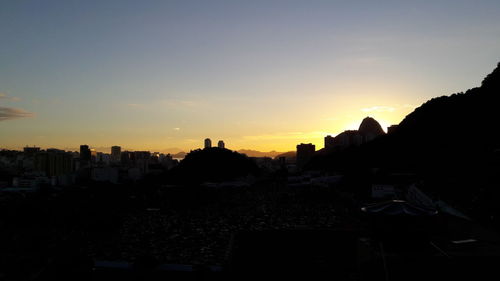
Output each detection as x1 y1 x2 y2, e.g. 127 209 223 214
159 147 185 154
169 148 259 184
358 116 385 136
309 62 500 170
390 62 500 161
171 151 187 159
237 149 285 158
274 151 296 159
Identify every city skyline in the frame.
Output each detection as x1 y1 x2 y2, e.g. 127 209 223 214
2 1 500 152
1 114 390 154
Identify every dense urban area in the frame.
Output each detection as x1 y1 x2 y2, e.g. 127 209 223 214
2 64 500 279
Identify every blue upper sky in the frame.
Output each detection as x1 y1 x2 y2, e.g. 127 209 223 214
2 0 500 152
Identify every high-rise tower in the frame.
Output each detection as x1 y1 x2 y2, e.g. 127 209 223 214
217 140 225 149
204 138 212 149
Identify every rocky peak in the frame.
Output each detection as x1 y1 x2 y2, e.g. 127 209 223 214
358 117 385 137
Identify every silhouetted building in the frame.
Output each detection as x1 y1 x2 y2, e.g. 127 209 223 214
120 151 133 165
134 151 151 175
324 135 335 149
23 146 40 156
160 153 177 169
296 143 315 169
111 146 121 162
325 117 386 150
35 150 72 177
92 167 119 184
90 149 97 163
134 151 151 160
80 145 91 163
387 125 399 134
336 130 363 148
218 140 225 149
151 152 160 163
96 152 110 164
205 138 212 149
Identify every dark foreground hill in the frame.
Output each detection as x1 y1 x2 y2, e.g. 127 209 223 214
168 148 259 184
310 62 500 171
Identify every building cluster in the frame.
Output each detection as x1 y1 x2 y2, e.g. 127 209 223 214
204 138 225 149
295 117 396 170
324 116 387 150
0 145 179 190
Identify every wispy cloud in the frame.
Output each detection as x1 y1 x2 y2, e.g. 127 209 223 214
161 98 206 108
0 93 21 102
126 103 146 109
361 106 396 113
0 107 35 121
124 98 206 110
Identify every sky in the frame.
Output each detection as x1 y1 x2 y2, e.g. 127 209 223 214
1 0 500 153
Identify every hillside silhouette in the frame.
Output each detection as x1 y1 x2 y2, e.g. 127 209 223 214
168 147 259 184
387 62 500 168
310 62 500 170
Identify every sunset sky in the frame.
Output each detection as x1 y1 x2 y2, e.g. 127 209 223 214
2 0 500 153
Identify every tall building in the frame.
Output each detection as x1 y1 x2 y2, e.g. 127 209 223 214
96 152 107 163
80 145 91 163
35 150 72 176
134 151 151 175
324 135 335 150
387 125 399 134
120 151 132 165
323 117 386 152
336 130 363 147
296 143 315 169
204 138 212 149
111 146 121 162
217 140 225 149
23 146 40 156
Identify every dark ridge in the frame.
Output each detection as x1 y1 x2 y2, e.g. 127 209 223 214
481 62 500 90
169 147 259 184
308 62 500 171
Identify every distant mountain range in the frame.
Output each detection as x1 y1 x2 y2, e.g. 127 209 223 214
171 151 187 159
237 149 292 158
274 151 297 159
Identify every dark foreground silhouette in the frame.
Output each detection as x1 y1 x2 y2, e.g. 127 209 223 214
2 63 500 280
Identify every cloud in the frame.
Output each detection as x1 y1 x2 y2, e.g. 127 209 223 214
361 106 395 113
0 107 35 121
124 98 207 111
0 93 21 102
126 103 146 108
173 127 180 131
161 98 208 109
